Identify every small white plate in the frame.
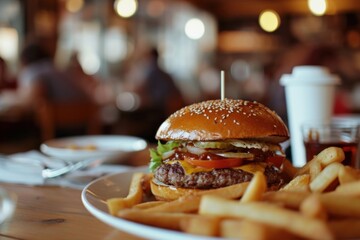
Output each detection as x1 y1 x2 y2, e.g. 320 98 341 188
40 135 147 162
81 169 223 240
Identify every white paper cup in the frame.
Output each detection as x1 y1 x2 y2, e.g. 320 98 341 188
280 66 340 167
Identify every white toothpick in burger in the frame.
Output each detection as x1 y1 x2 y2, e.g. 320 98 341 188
149 98 289 200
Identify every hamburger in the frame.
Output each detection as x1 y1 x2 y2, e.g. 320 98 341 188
149 98 289 201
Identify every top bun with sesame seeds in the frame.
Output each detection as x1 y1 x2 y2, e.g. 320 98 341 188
149 99 290 201
156 98 289 143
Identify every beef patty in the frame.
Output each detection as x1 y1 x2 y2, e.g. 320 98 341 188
154 162 284 190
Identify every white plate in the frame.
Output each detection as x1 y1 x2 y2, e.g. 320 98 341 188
40 135 147 162
81 169 224 240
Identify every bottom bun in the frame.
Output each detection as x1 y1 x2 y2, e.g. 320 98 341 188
150 178 206 201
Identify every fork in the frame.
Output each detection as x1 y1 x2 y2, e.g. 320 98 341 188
41 157 103 178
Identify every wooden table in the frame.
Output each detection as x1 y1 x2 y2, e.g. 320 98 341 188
0 148 152 240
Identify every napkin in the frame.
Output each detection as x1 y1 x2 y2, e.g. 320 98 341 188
0 150 139 189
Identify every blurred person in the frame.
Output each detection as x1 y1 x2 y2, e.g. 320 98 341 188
65 52 100 102
119 47 185 141
0 57 7 90
19 43 91 104
65 52 121 132
126 47 184 115
0 42 91 117
0 41 100 141
264 44 314 124
0 57 16 91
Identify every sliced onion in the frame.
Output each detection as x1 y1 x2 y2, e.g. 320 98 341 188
230 140 280 152
193 141 232 149
162 149 175 160
186 145 206 155
215 152 254 160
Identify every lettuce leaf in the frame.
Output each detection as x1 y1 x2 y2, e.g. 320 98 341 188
149 140 179 172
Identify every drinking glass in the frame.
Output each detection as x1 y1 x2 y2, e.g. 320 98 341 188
302 121 360 167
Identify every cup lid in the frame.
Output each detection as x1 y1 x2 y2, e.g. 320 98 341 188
280 65 341 86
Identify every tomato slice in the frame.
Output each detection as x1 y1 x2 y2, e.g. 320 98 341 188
184 158 243 169
266 155 285 168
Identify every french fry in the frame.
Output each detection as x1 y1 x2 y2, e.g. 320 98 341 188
107 173 146 215
309 162 343 193
180 215 220 237
296 156 315 176
105 146 360 240
316 147 345 166
296 147 345 176
240 171 267 203
328 219 360 240
265 190 360 218
117 209 196 230
338 166 360 185
145 181 249 213
132 200 166 209
309 160 322 182
320 193 360 218
335 181 360 196
263 191 309 209
221 219 300 240
300 194 327 220
145 194 201 213
199 195 334 240
280 174 310 192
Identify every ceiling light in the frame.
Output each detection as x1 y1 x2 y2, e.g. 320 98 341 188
114 0 138 18
185 18 205 40
259 10 280 32
308 0 327 16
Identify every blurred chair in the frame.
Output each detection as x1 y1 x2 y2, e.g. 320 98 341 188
36 98 101 141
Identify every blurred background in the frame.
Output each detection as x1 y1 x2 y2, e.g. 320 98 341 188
1 0 360 153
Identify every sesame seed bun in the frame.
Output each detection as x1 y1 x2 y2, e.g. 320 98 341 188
156 99 289 143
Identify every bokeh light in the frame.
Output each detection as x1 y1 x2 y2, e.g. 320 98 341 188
259 10 280 32
114 0 138 18
116 92 141 112
65 0 84 13
185 18 205 40
0 27 18 61
104 27 127 62
308 0 327 16
79 52 100 75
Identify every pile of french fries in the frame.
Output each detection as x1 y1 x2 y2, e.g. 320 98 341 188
107 147 360 240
